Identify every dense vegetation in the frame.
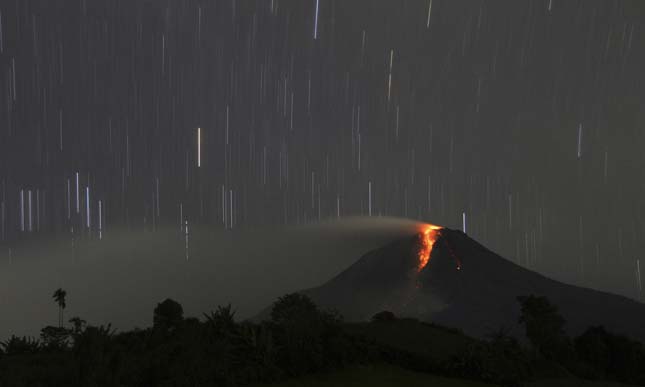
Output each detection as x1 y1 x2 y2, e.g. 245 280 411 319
0 292 643 386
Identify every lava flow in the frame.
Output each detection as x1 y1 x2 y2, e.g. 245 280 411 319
417 224 442 271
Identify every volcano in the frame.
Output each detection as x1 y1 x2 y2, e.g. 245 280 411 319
299 226 645 342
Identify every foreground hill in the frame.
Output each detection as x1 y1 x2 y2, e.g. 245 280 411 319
2 290 643 386
252 364 636 387
251 364 496 387
299 227 645 341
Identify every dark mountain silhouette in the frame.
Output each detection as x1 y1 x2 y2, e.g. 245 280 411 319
295 227 645 342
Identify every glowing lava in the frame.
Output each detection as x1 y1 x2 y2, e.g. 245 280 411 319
417 224 442 271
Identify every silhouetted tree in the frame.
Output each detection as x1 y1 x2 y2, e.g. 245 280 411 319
371 311 396 322
153 298 184 330
270 293 319 325
69 317 87 336
40 326 69 350
1 336 40 355
73 324 116 385
200 303 240 380
575 326 645 384
270 293 343 376
517 295 572 363
204 304 236 334
53 288 67 327
450 325 533 385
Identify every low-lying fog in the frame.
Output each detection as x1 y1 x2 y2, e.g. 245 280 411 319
0 217 422 339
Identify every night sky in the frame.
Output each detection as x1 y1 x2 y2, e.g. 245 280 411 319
0 1 644 300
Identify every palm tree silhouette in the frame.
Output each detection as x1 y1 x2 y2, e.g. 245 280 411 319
52 288 67 328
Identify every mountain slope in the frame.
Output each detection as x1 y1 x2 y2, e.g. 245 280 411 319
301 228 645 342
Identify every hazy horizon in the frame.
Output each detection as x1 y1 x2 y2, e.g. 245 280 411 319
1 216 641 340
0 216 424 339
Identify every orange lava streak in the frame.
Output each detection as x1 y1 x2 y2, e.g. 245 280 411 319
417 224 442 271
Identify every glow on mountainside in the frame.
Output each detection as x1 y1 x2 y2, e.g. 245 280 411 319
417 224 442 271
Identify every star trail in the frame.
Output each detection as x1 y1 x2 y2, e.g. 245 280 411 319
0 0 644 300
